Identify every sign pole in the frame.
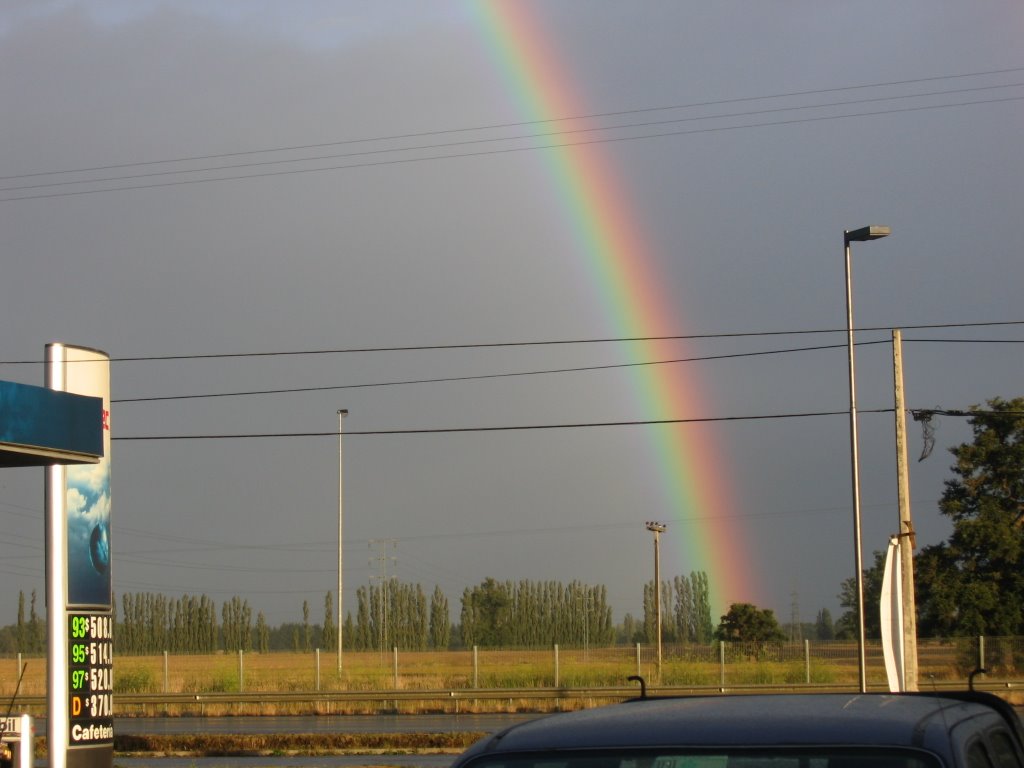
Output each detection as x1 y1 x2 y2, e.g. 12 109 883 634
46 344 113 768
45 347 70 768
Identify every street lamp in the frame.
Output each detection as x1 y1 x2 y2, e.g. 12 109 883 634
338 409 348 673
645 521 666 675
844 225 891 692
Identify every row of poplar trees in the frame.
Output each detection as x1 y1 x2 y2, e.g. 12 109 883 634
117 592 257 655
81 572 713 655
346 582 448 651
642 571 715 644
459 578 615 648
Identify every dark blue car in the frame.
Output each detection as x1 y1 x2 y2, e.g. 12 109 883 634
452 693 1024 768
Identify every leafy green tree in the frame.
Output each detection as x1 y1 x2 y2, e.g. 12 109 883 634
429 585 450 649
672 576 692 642
458 578 614 648
380 581 428 650
671 571 713 643
322 591 336 652
343 612 355 651
833 398 1024 640
714 602 786 642
256 611 269 653
915 397 1024 636
222 596 252 651
28 590 43 653
692 573 714 643
815 608 835 640
460 578 512 647
642 581 671 643
835 549 887 640
150 593 168 651
222 601 235 650
264 621 319 651
0 624 16 654
121 593 135 653
302 600 311 651
355 587 372 650
913 543 962 635
350 581 429 651
16 591 25 653
643 572 711 644
619 612 643 644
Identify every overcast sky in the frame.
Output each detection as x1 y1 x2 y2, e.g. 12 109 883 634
2 1 1022 632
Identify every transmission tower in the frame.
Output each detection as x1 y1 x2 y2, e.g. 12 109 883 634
369 539 397 657
790 588 802 642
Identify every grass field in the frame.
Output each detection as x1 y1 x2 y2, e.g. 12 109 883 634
3 641 1019 762
4 637 1011 711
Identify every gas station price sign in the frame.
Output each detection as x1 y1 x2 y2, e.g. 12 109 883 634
67 612 113 745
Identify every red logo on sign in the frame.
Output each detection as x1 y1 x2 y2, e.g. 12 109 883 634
102 410 110 431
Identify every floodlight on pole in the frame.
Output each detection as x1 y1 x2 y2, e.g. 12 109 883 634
843 225 890 693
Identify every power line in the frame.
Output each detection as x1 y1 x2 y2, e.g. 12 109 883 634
111 340 871 403
3 93 1022 202
5 81 1022 195
2 319 1020 366
96 499 923 580
109 336 1021 404
910 408 1024 418
6 65 1023 182
902 338 1024 344
107 405 1024 443
0 495 941 555
113 408 888 442
114 554 327 575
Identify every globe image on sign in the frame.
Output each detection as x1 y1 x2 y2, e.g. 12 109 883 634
90 523 110 575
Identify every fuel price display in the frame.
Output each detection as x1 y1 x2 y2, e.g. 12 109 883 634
67 612 113 745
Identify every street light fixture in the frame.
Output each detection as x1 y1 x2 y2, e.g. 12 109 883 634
338 409 348 674
645 521 667 676
844 225 890 693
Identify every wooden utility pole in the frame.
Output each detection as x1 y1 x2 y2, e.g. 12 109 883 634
892 330 918 690
645 521 666 677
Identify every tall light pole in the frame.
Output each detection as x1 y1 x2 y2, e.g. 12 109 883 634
645 521 666 675
844 225 891 692
337 409 348 673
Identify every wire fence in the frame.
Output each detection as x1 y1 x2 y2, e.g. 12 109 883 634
2 636 1021 700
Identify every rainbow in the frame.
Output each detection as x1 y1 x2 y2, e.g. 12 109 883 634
470 1 756 616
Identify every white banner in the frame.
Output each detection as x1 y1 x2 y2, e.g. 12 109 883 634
880 536 905 692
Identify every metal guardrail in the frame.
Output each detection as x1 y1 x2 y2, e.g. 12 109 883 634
9 678 1022 714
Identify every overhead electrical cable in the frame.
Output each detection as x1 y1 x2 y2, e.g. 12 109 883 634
113 408 892 442
5 65 1023 182
109 336 1021 404
1 319 1019 366
106 407 1024 443
3 94 1022 202
111 341 877 403
902 338 1024 344
107 404 1022 443
5 81 1022 195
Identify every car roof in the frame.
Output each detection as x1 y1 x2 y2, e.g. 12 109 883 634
455 693 1020 764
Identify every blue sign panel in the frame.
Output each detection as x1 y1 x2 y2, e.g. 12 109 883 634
0 380 103 466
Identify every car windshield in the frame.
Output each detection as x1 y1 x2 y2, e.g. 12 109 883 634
466 749 942 768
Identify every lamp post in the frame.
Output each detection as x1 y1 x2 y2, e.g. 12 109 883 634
645 521 666 675
337 409 348 673
844 225 890 692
